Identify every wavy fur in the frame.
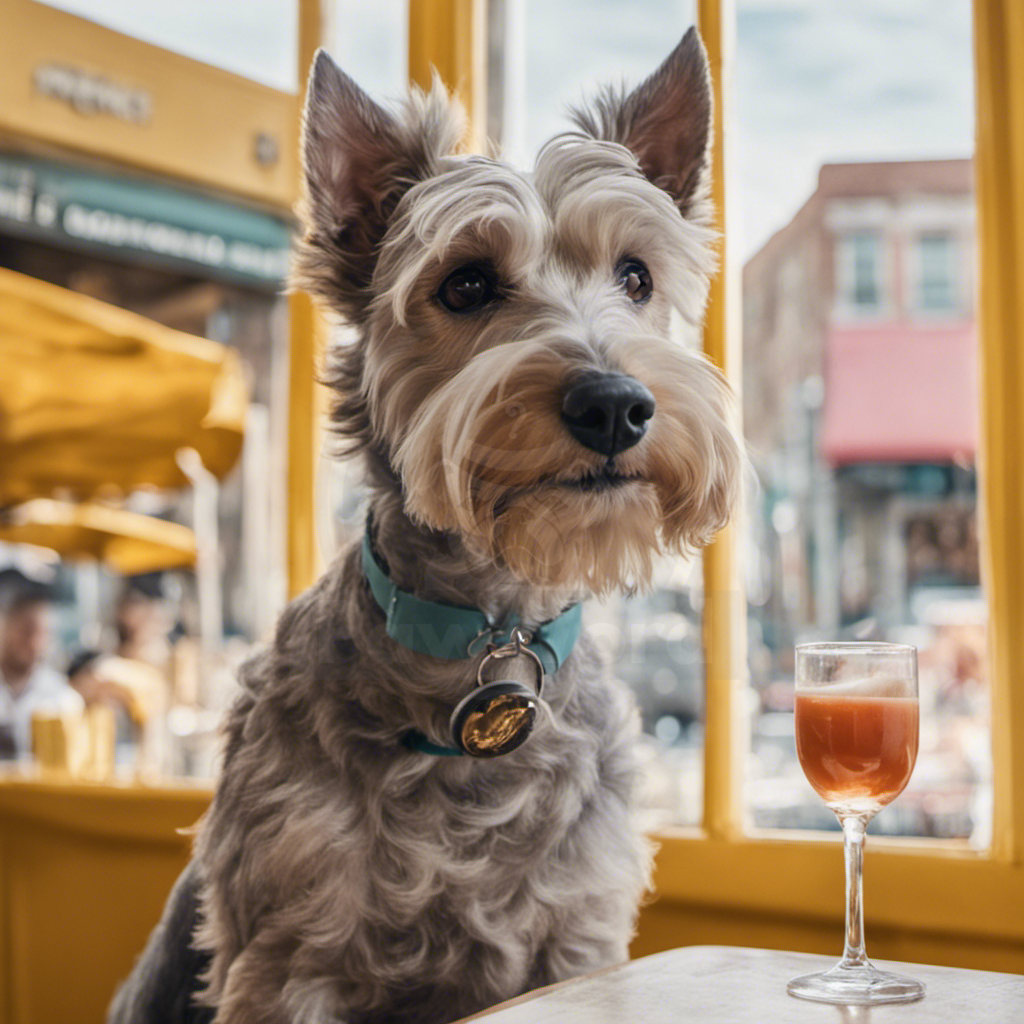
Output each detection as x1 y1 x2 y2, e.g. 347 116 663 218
110 27 740 1024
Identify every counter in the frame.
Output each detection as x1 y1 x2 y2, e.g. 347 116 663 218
0 772 211 1024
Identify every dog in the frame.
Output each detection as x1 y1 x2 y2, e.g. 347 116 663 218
108 26 741 1024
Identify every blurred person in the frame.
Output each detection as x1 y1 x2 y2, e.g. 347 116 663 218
66 648 109 706
115 573 173 670
0 580 83 760
110 575 176 775
68 647 164 728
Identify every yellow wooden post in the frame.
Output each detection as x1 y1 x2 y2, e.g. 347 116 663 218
287 0 487 600
286 291 327 600
696 0 745 841
287 0 329 599
408 0 487 151
972 0 1024 864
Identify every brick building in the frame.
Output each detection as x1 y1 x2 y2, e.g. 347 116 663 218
742 159 979 674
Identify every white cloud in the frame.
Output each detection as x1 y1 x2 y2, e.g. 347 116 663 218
511 0 697 167
510 0 973 260
735 0 974 258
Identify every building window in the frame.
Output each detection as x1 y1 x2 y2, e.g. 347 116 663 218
917 232 958 312
837 231 883 313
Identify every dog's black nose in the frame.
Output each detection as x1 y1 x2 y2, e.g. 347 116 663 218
561 373 655 458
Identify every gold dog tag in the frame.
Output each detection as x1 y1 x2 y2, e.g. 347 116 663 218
449 630 546 757
450 682 539 757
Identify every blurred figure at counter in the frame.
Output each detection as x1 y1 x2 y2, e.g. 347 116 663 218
68 647 165 765
0 573 82 760
114 573 174 674
64 575 176 774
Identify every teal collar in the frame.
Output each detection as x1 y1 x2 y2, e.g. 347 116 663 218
362 526 582 678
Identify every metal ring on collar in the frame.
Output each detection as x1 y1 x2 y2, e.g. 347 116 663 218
476 638 545 696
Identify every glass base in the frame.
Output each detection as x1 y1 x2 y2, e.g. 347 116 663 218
788 960 925 1006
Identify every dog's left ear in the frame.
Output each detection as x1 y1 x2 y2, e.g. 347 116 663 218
573 27 712 219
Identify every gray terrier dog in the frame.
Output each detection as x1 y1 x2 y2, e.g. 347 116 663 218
109 27 741 1024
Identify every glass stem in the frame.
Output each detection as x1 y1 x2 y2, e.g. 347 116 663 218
840 813 870 967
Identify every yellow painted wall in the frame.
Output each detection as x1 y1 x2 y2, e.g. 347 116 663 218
633 900 1024 976
0 779 208 1024
2 781 1022 1024
0 0 297 209
632 835 1024 973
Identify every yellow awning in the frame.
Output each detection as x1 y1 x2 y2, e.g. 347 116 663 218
0 267 247 504
0 499 197 575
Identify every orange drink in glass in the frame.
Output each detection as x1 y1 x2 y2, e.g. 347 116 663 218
788 642 924 1005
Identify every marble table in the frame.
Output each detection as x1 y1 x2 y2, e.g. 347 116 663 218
456 946 1024 1024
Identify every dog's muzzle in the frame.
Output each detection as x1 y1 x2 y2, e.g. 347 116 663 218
449 629 545 757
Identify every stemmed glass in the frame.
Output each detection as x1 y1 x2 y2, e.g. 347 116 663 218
788 642 925 1005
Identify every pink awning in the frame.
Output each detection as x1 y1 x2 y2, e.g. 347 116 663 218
821 323 977 465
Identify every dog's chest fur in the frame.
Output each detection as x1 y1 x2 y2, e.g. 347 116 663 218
193 551 651 1024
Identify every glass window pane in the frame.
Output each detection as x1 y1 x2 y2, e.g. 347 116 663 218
840 231 882 310
36 0 299 92
495 0 703 829
586 557 706 831
853 235 878 305
328 0 408 101
918 233 957 311
503 0 697 168
739 1 989 844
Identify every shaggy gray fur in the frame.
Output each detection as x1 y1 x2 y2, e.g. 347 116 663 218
110 476 650 1024
213 483 650 1024
110 27 734 1024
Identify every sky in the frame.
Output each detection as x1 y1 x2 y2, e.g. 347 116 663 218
42 0 975 259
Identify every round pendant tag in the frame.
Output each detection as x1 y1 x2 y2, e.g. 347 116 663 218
449 680 539 758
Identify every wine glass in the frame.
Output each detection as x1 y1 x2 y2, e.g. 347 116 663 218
787 641 925 1005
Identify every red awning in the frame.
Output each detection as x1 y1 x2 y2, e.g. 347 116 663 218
821 323 977 465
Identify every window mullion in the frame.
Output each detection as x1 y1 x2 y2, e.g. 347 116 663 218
697 0 746 842
408 0 487 151
973 0 1024 864
287 0 330 599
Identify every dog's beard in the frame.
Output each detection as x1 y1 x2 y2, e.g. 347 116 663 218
393 333 739 594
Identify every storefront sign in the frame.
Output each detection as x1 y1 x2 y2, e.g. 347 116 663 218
33 64 152 124
0 152 292 289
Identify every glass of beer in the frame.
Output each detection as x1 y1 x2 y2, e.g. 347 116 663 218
788 642 924 1005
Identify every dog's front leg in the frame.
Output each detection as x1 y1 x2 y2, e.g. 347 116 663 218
212 931 303 1024
526 904 635 993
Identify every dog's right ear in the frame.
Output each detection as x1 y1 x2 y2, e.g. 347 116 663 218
572 28 713 223
292 51 461 322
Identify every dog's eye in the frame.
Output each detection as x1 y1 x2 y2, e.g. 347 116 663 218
438 266 496 313
618 260 653 304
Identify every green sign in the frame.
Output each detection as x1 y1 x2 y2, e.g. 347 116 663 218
0 152 292 290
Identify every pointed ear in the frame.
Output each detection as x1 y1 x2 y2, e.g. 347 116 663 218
292 50 462 321
572 27 713 220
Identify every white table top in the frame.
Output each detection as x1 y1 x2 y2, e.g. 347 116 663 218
457 946 1024 1024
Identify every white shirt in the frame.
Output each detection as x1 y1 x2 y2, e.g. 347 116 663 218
0 664 84 761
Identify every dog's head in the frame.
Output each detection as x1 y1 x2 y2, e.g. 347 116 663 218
293 29 742 595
